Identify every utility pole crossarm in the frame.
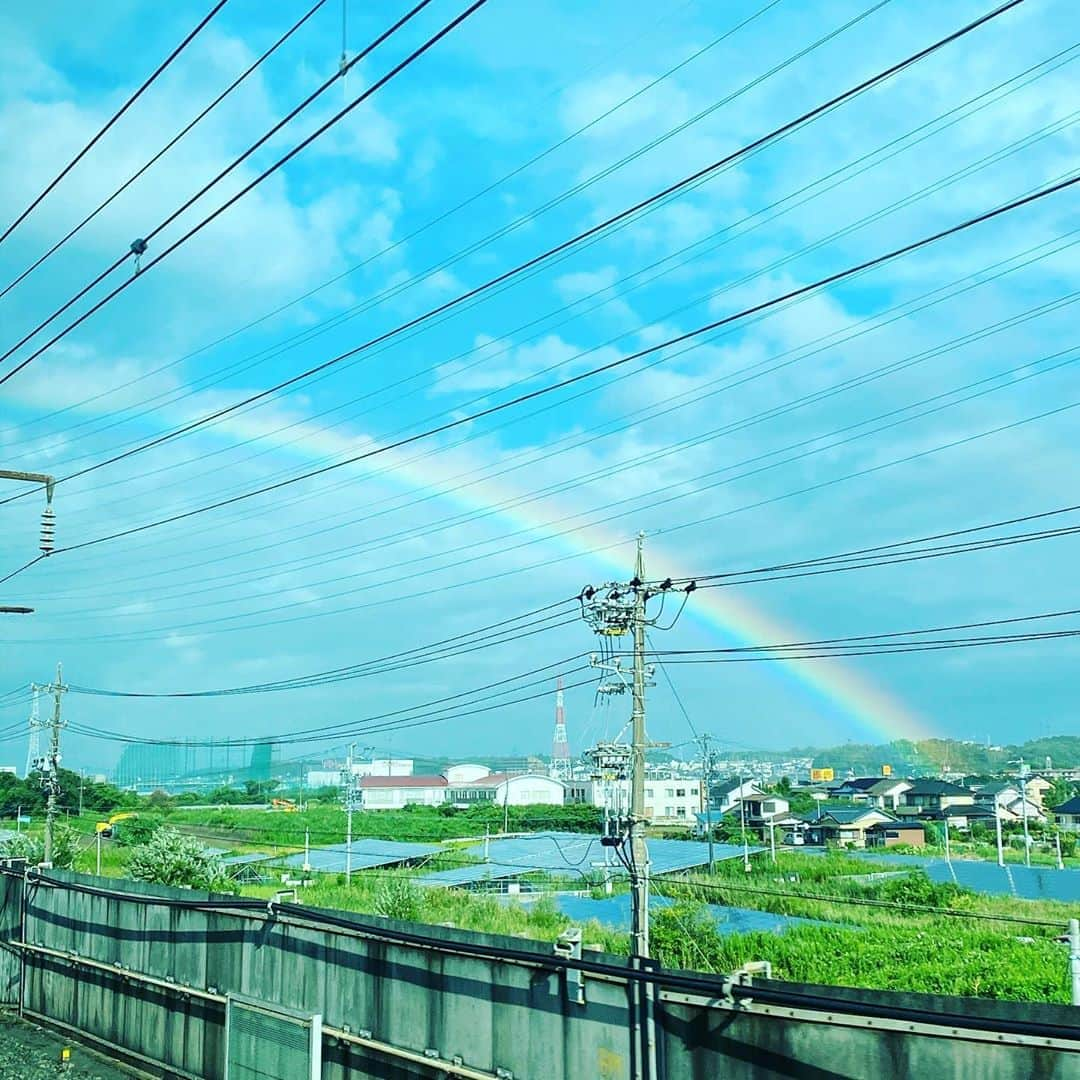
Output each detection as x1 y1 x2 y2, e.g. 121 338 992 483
0 469 55 498
0 467 57 556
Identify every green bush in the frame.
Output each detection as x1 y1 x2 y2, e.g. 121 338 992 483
114 815 162 847
373 877 421 921
127 828 231 892
0 824 78 869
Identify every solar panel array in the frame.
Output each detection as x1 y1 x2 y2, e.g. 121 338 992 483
276 838 442 875
222 852 277 867
417 832 755 888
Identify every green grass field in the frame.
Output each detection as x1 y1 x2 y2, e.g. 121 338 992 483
15 810 1079 1003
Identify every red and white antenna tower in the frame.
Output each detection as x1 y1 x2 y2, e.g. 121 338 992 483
551 676 571 780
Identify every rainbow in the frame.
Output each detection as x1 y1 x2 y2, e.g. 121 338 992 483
208 403 934 746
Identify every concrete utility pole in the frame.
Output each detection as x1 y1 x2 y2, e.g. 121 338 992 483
1070 918 1080 1007
1015 758 1032 868
42 663 67 868
698 734 715 873
580 532 695 963
344 743 356 883
629 534 649 959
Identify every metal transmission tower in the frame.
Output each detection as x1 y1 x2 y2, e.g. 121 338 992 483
25 686 42 779
579 532 694 959
550 676 572 780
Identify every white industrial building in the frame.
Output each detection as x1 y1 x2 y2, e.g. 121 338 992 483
358 775 448 810
353 766 565 811
565 776 702 825
447 769 565 808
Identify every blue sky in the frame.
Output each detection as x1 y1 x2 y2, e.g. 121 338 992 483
0 0 1077 773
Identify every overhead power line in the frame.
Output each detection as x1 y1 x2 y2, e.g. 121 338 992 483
27 223 1073 607
37 327 1080 632
0 0 1026 398
0 0 331 301
18 173 1075 570
57 607 1080 749
639 607 1080 655
67 659 598 747
25 88 1075 517
66 598 579 698
0 0 792 438
0 0 231 248
647 629 1080 664
0 0 479 383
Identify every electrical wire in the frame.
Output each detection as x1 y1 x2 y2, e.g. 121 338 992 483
66 667 602 748
32 312 1080 629
647 630 1080 664
0 0 789 439
27 221 1075 608
65 599 579 698
0 0 230 248
0 0 331 301
16 173 1074 573
0 0 1028 451
0 0 476 383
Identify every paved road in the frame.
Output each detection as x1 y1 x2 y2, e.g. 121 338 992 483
0 1015 140 1079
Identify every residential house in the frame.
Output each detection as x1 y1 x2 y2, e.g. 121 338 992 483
358 775 448 810
832 777 913 811
741 794 790 827
806 807 897 848
1024 775 1054 809
1053 796 1080 833
865 820 926 849
901 780 974 817
827 777 882 799
645 778 702 824
974 783 1046 823
568 776 700 824
709 778 763 815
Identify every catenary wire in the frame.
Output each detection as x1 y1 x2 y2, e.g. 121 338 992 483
30 220 1076 602
0 0 474 381
21 173 1075 570
0 0 790 437
31 88 1075 516
0 0 331 301
0 0 231 248
0 0 1027 453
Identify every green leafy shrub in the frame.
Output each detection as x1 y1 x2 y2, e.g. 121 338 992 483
114 815 162 847
373 877 421 921
127 828 231 891
0 824 77 869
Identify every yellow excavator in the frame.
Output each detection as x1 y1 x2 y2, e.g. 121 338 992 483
95 812 138 838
